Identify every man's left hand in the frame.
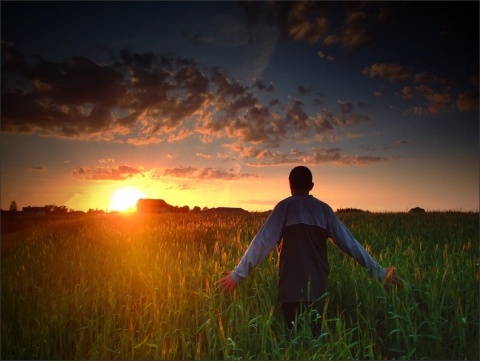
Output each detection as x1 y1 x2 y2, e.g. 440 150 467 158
215 271 237 293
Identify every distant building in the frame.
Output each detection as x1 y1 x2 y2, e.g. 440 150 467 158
136 199 175 213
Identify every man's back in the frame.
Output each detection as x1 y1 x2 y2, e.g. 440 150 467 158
275 194 333 302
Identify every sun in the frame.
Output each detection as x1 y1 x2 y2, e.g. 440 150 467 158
110 187 145 213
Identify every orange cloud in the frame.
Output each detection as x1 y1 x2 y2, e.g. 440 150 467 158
426 93 450 114
72 165 145 180
363 63 412 83
341 9 370 48
159 166 259 180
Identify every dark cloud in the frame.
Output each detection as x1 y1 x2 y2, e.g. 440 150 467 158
285 100 308 130
313 92 325 106
0 41 366 147
298 86 312 96
2 38 472 151
383 140 412 151
456 91 479 112
325 100 370 127
269 98 280 107
0 41 448 146
240 2 479 115
363 62 479 115
252 78 274 92
237 1 393 49
363 63 412 83
340 5 371 49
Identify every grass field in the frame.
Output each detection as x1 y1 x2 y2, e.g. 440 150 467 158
1 211 478 360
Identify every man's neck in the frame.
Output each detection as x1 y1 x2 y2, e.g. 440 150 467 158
291 189 310 196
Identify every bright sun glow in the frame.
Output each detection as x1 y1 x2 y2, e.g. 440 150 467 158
110 187 145 212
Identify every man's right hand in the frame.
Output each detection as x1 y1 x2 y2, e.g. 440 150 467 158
384 267 406 291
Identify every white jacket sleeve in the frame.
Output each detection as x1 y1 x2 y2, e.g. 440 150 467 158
230 204 285 283
327 209 386 281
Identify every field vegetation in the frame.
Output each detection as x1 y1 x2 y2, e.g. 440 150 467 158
1 211 478 360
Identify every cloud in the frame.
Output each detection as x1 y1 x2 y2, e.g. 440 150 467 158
327 100 370 127
456 91 479 112
196 153 212 160
323 34 338 46
239 2 427 53
340 7 370 48
165 183 194 191
158 166 259 180
26 166 47 172
298 86 312 96
71 162 258 182
239 145 398 166
425 92 450 114
414 71 432 85
252 78 274 92
72 164 146 180
364 63 478 114
285 100 309 130
383 140 412 150
317 51 334 62
242 2 379 50
269 98 280 107
2 34 473 158
1 45 218 142
363 63 412 83
0 40 380 163
400 86 414 100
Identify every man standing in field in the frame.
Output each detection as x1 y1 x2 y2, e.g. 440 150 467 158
216 166 403 330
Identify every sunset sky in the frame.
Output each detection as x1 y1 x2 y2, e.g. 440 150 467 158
1 1 478 212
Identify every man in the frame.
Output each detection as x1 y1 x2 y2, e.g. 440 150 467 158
216 166 403 330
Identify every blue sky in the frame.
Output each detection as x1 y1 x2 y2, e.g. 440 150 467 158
1 1 478 212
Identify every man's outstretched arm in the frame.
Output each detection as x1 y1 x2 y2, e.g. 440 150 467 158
216 203 286 293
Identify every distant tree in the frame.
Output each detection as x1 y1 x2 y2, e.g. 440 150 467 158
179 205 190 213
9 200 17 212
88 208 105 215
54 205 68 214
44 204 56 213
192 206 201 213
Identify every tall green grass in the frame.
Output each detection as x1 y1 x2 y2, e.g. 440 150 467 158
1 212 478 360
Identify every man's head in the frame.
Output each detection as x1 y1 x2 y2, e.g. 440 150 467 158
289 166 314 193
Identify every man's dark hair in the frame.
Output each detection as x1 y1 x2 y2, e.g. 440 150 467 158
289 166 313 190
